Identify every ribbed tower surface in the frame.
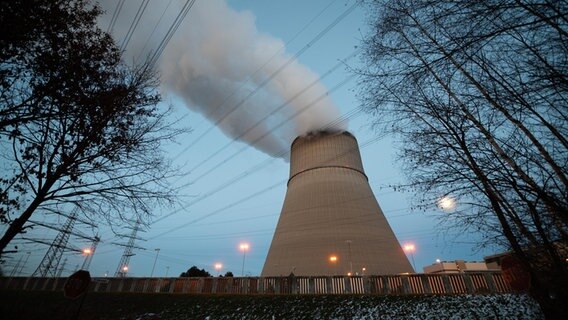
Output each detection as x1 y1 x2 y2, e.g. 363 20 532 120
261 131 413 276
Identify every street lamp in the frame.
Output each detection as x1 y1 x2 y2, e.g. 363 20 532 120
239 243 249 276
81 248 92 270
329 255 338 276
122 265 129 276
346 240 353 275
150 248 160 277
215 263 223 276
403 243 417 272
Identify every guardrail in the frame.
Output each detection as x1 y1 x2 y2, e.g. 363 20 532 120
0 272 513 295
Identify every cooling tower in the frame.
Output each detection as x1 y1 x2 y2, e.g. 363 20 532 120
262 131 413 276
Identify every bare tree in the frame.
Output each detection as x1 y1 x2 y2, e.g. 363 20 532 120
0 0 185 256
357 0 567 318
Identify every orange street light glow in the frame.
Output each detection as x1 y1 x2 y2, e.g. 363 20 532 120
214 263 223 270
122 266 128 272
239 243 249 251
329 255 338 262
403 244 416 253
83 248 92 254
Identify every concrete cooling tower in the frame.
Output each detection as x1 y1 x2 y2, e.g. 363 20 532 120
262 131 413 276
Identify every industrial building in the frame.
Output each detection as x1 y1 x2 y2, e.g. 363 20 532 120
423 260 497 274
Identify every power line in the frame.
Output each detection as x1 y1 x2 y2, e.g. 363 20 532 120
149 133 384 240
148 0 197 66
189 75 358 184
120 0 150 52
32 209 78 277
152 83 363 226
107 0 126 33
138 0 174 59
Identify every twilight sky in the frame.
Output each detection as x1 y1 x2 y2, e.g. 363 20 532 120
5 0 501 278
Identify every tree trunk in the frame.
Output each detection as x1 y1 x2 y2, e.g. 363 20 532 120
0 194 45 256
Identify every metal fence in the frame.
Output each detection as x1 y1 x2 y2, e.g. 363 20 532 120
0 272 514 295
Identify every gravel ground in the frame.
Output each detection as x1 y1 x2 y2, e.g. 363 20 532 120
0 290 543 319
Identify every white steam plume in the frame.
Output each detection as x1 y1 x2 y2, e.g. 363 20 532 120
99 0 347 158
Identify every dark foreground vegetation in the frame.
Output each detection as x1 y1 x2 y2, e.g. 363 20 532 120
0 290 542 319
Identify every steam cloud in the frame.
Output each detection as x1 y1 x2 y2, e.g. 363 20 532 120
99 0 347 158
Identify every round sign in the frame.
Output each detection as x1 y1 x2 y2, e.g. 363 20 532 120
501 255 531 292
64 270 91 299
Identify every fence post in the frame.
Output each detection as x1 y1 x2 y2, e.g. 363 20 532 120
363 276 371 294
258 277 264 294
462 273 474 294
115 278 123 292
382 276 390 294
23 277 31 290
326 276 333 294
245 277 251 294
401 276 411 294
227 278 234 294
309 277 315 294
483 273 496 293
211 278 219 293
441 275 453 294
197 277 205 293
344 277 352 294
41 278 50 291
51 278 59 291
274 278 280 294
141 278 148 292
421 274 432 294
169 279 175 293
290 276 297 294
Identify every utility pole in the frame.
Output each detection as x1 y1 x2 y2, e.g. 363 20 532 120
346 240 353 275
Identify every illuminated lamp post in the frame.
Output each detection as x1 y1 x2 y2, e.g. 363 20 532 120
215 263 223 276
403 243 417 272
329 255 338 276
239 243 249 276
80 248 92 270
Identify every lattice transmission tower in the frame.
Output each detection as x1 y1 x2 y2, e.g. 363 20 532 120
114 219 144 277
32 209 78 277
30 208 98 277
